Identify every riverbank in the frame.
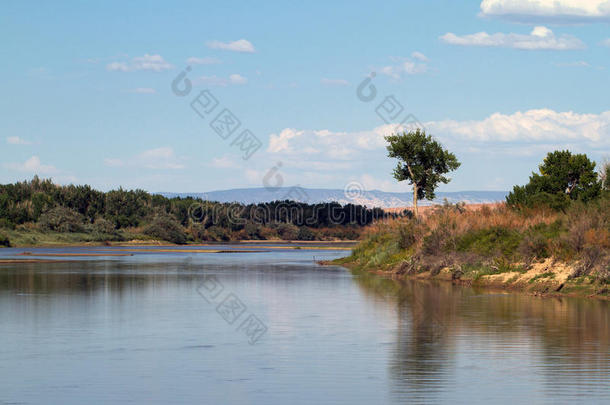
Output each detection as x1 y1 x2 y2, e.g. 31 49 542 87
0 227 362 248
331 257 609 300
330 200 610 300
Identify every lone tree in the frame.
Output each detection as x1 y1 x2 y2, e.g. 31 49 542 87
385 129 461 217
507 150 601 209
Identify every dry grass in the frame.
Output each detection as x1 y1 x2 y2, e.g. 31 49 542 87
352 199 610 285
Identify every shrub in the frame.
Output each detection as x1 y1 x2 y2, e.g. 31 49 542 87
0 233 10 247
38 206 85 233
143 216 187 244
244 222 262 239
91 217 116 234
456 227 521 258
0 218 15 230
518 234 549 265
397 221 418 250
206 226 230 242
277 223 299 240
297 226 315 241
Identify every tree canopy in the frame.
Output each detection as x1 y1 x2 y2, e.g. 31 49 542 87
506 150 602 209
385 129 461 216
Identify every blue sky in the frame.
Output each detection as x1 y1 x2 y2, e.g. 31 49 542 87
1 0 609 193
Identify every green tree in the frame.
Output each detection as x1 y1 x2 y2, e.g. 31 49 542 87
507 150 601 209
385 129 461 217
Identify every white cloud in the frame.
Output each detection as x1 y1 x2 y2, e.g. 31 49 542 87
127 87 156 94
6 136 32 145
186 56 221 65
261 109 609 173
194 74 248 86
428 109 610 146
378 54 429 79
206 39 255 53
268 128 305 153
411 51 429 62
321 78 350 86
441 26 585 50
602 38 610 47
209 156 239 169
4 156 58 174
229 74 248 85
480 0 610 23
106 54 173 72
105 147 185 170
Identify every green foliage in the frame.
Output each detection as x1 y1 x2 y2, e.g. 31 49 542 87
276 223 299 240
0 232 10 247
456 227 522 258
143 216 187 244
38 206 86 233
385 129 461 203
507 150 602 209
297 226 315 241
205 226 230 242
0 218 15 230
0 177 389 244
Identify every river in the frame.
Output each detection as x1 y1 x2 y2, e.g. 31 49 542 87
0 244 608 404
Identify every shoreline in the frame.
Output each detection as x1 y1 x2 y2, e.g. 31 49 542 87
325 258 610 301
0 239 359 249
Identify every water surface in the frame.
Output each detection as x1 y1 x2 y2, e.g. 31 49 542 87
0 245 608 404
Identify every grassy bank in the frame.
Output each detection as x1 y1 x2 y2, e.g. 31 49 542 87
333 199 610 299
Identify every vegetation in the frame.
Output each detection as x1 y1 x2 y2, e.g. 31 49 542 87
0 232 10 247
0 177 393 246
385 129 460 217
337 150 610 298
507 150 601 210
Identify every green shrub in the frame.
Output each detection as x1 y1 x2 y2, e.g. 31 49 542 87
0 218 15 230
297 226 315 241
206 226 230 242
397 222 417 249
38 206 85 233
456 227 522 258
143 216 187 244
0 233 10 247
277 223 299 240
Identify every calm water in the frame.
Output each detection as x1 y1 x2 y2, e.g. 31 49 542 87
0 245 609 404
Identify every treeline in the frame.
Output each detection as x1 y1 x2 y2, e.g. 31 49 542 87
0 177 392 244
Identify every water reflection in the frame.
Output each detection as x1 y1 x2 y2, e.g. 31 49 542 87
1 255 609 404
353 271 610 402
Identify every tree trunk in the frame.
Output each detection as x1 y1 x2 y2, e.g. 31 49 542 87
412 183 419 218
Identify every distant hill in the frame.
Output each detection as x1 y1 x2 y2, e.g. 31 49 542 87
159 188 508 208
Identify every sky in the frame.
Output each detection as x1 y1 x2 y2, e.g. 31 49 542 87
1 0 609 193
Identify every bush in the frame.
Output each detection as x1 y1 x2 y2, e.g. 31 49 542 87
143 216 187 244
90 217 116 234
38 206 85 233
297 226 315 241
0 233 10 247
456 227 521 258
206 226 230 242
277 223 299 240
0 218 15 230
244 222 262 239
518 234 549 265
397 221 419 249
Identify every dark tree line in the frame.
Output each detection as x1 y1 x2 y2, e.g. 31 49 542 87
0 177 391 233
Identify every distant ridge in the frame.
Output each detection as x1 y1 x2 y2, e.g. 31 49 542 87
158 188 508 208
